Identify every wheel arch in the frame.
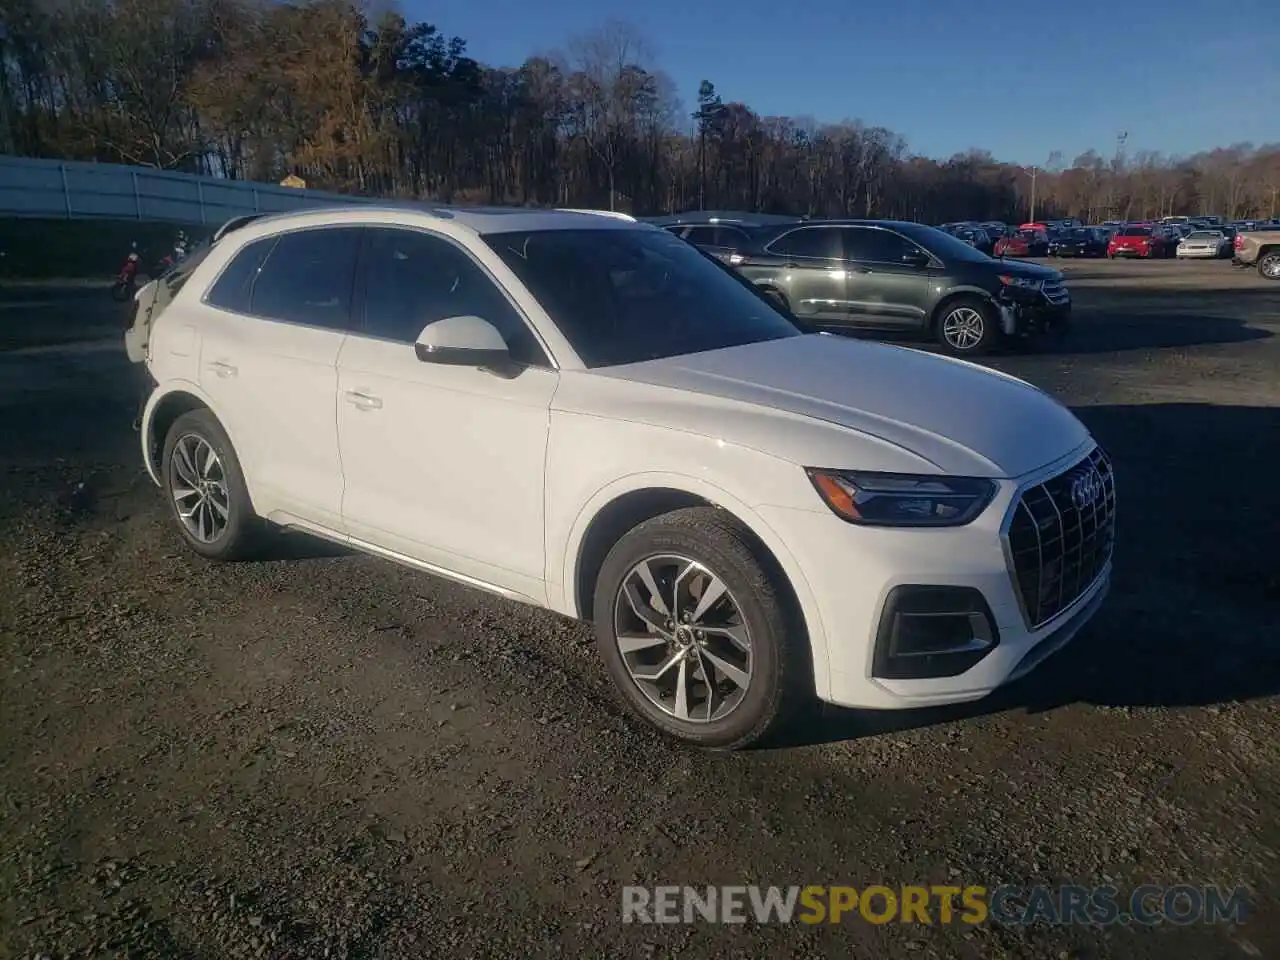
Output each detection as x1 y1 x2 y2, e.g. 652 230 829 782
141 383 252 505
928 288 999 330
561 474 831 700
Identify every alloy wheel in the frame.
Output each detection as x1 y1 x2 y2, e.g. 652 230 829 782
169 433 230 543
1262 256 1280 279
941 306 986 350
612 554 752 723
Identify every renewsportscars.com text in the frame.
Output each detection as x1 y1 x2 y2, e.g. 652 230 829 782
621 884 1250 927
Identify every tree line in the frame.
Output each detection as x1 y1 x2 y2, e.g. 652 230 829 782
3 0 1278 224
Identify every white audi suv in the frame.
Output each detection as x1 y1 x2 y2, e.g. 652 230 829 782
126 205 1115 749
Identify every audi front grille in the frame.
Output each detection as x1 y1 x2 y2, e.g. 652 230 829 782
1005 447 1116 628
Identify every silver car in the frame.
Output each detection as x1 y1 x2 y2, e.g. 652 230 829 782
1176 229 1229 259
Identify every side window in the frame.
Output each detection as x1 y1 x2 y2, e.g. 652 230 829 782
683 226 718 245
766 227 841 260
842 227 923 263
359 228 548 367
713 226 750 247
205 236 277 314
662 225 686 236
249 227 361 329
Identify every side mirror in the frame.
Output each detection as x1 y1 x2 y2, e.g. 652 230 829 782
901 250 930 268
414 315 510 367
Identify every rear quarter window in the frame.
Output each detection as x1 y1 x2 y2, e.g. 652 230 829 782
205 236 279 315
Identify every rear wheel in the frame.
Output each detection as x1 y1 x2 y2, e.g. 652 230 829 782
1258 252 1280 280
161 409 261 561
593 507 807 749
936 297 1000 356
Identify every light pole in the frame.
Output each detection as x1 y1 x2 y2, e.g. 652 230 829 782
1029 167 1038 223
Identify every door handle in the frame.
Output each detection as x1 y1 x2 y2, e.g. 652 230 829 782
343 389 383 411
206 360 237 378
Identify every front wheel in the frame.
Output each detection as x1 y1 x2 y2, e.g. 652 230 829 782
936 297 1000 356
1258 252 1280 281
593 507 807 749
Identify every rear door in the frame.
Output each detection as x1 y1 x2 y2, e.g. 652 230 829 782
198 227 359 530
754 225 847 322
839 226 935 329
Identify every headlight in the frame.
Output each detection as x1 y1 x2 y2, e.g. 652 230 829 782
805 469 998 527
997 274 1040 290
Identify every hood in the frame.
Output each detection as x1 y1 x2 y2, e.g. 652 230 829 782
590 335 1090 478
989 258 1060 281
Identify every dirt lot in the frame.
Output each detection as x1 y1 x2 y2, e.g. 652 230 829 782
1 258 1278 959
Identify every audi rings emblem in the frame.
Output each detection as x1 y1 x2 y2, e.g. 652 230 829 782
1070 468 1104 510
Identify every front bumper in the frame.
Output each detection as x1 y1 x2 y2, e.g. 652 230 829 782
757 447 1110 710
996 288 1071 337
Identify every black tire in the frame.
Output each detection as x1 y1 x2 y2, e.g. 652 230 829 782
935 296 1001 356
593 506 808 750
1258 252 1280 281
161 408 262 561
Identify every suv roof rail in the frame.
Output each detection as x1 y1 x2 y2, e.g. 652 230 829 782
556 208 638 222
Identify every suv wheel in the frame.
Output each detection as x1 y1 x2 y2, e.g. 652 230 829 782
162 409 261 561
937 298 1000 356
593 507 805 749
1258 252 1280 280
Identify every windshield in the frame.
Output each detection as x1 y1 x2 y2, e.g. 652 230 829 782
906 224 992 262
1187 230 1221 239
1119 227 1152 237
482 228 802 368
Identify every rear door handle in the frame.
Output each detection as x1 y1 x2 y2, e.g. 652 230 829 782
206 360 237 378
343 389 383 411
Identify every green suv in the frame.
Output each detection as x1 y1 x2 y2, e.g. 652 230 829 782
728 219 1071 355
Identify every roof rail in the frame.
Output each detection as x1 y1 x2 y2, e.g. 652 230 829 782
556 208 638 222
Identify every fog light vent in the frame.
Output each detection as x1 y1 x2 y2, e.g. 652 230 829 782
872 586 999 680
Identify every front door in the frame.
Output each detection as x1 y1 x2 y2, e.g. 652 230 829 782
839 226 936 329
336 226 558 604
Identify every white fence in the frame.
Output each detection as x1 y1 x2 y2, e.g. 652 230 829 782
0 155 377 226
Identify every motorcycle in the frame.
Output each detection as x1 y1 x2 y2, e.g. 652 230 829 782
110 249 141 302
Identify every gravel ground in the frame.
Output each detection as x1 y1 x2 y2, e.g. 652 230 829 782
1 258 1278 959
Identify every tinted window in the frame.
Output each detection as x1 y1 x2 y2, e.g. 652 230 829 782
1118 227 1152 237
902 224 992 263
360 228 546 366
483 228 800 368
683 226 719 245
766 227 842 259
842 227 924 262
712 226 750 247
205 236 277 314
249 228 361 329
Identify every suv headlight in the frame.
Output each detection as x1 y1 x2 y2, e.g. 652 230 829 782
806 469 998 527
998 274 1040 290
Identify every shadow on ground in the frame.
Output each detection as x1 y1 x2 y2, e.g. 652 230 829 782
776 402 1280 749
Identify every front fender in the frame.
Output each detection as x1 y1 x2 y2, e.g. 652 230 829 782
554 470 834 701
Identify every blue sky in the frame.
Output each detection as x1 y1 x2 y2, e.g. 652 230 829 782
413 0 1276 165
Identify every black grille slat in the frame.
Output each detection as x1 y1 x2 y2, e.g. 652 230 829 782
1006 448 1115 627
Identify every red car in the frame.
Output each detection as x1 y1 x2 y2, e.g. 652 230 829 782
994 228 1049 258
1107 225 1174 259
